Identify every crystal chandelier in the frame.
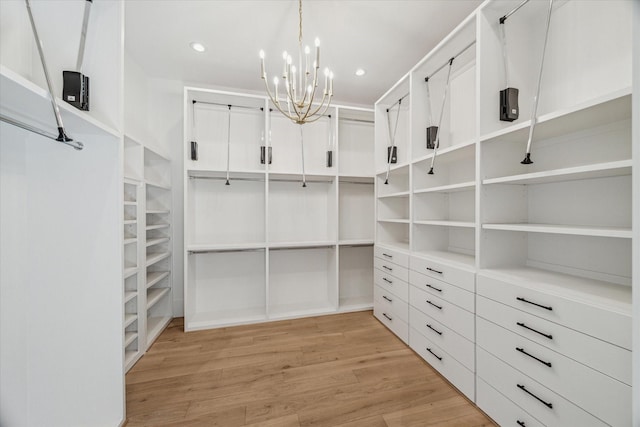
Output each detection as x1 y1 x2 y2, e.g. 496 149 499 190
259 0 334 125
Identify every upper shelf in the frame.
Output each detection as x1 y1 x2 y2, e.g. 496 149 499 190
480 89 631 144
0 65 120 139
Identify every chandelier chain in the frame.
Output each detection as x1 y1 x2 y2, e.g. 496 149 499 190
299 0 303 45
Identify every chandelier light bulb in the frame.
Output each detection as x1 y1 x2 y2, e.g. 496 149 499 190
259 50 265 59
304 46 310 54
315 37 320 47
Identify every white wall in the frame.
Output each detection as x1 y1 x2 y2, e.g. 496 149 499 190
0 125 124 427
632 1 639 424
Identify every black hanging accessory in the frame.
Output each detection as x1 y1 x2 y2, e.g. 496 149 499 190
387 146 397 164
326 150 333 167
500 87 519 121
63 0 92 111
190 141 198 161
426 126 438 149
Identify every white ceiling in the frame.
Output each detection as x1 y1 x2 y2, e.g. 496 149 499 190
125 0 483 106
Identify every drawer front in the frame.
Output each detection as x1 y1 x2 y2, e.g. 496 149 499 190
477 274 631 350
409 306 474 370
477 317 631 427
409 270 474 312
477 348 608 427
375 246 409 268
374 257 409 282
409 286 474 341
374 285 408 323
374 301 408 343
409 255 474 292
374 268 408 302
409 327 474 401
477 378 545 427
477 295 631 385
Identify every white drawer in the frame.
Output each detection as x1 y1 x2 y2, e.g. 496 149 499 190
375 245 409 268
477 378 545 427
374 257 409 282
477 273 631 350
409 327 474 401
409 306 474 370
374 301 408 343
374 268 408 302
409 286 474 341
409 255 474 292
374 285 408 323
409 270 474 312
477 348 608 427
477 317 631 427
477 295 631 385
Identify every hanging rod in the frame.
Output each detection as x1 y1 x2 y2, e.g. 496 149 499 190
270 177 333 184
424 41 476 81
189 175 265 182
193 100 264 112
269 245 334 251
338 180 374 185
387 93 410 111
188 247 265 255
340 118 374 124
500 0 530 23
0 114 84 150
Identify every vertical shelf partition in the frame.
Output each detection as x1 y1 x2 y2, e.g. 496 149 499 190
184 87 375 330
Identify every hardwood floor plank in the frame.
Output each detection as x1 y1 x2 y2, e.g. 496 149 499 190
125 312 496 426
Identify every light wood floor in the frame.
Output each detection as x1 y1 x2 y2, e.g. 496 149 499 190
126 311 496 426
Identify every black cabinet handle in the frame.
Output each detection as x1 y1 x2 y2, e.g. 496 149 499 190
517 384 553 409
382 253 393 258
426 300 442 310
517 322 553 340
426 348 442 361
517 421 526 426
427 324 443 335
383 295 393 302
383 265 393 271
383 313 392 321
516 347 552 367
426 283 442 292
383 277 393 284
426 267 443 275
517 297 552 311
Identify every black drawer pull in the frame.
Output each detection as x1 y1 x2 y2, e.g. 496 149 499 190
517 421 526 427
426 348 442 361
383 313 392 321
516 347 552 367
426 300 442 310
383 295 393 303
427 324 443 335
517 384 553 409
382 253 393 258
383 265 393 271
517 322 553 340
383 277 393 284
517 297 552 311
426 267 443 275
426 283 442 292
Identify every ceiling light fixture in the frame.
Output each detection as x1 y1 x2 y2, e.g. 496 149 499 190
190 42 206 53
355 68 366 77
259 0 333 125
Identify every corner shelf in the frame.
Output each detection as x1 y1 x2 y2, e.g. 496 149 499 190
482 223 632 239
146 271 170 289
146 287 171 310
414 181 475 194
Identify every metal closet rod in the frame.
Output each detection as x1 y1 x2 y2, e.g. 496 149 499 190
386 93 410 112
500 0 530 23
189 248 265 255
190 175 342 184
424 40 476 82
340 118 374 124
0 114 84 150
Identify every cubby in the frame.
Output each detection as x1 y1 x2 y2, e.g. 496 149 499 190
338 177 374 244
268 247 337 318
338 109 375 177
338 245 374 311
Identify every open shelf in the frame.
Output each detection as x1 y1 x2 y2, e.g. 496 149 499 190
146 271 170 289
378 191 410 199
413 223 475 261
146 287 170 310
187 309 267 330
146 223 169 231
415 181 475 194
269 241 336 250
482 223 631 239
124 332 138 348
377 219 410 224
412 249 476 271
123 267 137 279
338 245 373 311
124 291 137 304
146 252 170 267
124 314 137 329
147 316 172 347
338 110 375 177
123 238 137 245
145 181 171 191
339 180 374 242
146 237 170 248
415 220 475 228
187 243 266 252
339 239 374 246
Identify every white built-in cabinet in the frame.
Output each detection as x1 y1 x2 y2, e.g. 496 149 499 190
123 136 173 372
375 1 635 426
183 87 375 331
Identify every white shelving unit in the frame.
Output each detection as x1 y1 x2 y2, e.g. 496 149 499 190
122 136 173 372
184 87 375 330
374 0 636 424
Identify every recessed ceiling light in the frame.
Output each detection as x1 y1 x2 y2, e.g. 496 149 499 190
190 42 206 53
355 68 366 77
